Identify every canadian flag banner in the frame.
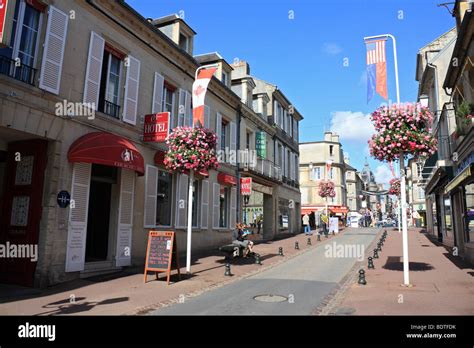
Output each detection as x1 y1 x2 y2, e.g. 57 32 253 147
192 67 216 127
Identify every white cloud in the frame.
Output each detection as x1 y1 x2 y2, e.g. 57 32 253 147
330 111 375 142
322 43 343 55
374 164 393 187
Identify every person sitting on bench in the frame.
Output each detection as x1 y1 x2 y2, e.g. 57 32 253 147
233 223 254 257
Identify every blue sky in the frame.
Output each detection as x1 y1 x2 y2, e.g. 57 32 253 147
128 0 454 184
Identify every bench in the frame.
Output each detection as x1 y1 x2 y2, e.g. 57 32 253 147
218 243 245 260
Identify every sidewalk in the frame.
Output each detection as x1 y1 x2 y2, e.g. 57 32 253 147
0 228 344 316
331 227 474 315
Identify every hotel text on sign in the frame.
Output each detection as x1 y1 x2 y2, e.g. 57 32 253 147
143 112 169 142
241 177 252 196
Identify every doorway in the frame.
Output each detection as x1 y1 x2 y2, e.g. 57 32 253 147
85 164 117 262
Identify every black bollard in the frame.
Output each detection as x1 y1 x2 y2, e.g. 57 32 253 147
278 247 284 256
368 257 375 269
358 269 367 285
295 241 299 250
373 249 379 259
307 238 312 246
377 242 382 252
224 262 231 276
380 238 384 246
317 234 321 241
255 253 262 265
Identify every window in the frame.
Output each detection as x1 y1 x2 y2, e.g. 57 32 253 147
162 83 176 129
99 50 123 118
219 185 229 228
417 185 425 200
222 71 228 86
312 167 321 180
329 167 335 179
443 195 453 236
464 183 474 242
221 120 228 152
246 132 250 150
329 145 334 156
0 0 41 85
179 32 188 52
156 170 173 226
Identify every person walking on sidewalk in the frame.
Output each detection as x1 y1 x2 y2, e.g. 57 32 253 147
303 213 311 235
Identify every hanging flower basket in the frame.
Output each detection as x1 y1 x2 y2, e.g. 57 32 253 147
388 178 401 196
368 103 437 162
318 180 336 198
164 126 219 173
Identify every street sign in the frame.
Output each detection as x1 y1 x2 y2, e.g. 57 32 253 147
57 190 71 208
0 0 16 48
144 231 180 285
143 112 169 142
256 132 266 159
241 177 252 196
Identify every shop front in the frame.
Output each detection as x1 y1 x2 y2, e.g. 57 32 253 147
65 132 144 275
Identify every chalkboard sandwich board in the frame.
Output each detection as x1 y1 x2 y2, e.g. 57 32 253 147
144 231 181 284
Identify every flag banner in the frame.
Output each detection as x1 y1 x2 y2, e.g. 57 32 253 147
365 38 388 102
192 67 217 127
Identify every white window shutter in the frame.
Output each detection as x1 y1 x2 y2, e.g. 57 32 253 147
144 165 158 228
83 31 105 107
230 187 237 229
200 179 209 229
175 173 188 228
123 55 141 125
230 121 237 165
65 163 91 272
212 183 220 229
152 72 164 114
216 112 222 149
184 91 192 127
39 5 68 95
116 169 135 267
273 100 278 125
178 88 186 127
204 105 210 129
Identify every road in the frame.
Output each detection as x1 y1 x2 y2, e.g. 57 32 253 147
151 228 380 315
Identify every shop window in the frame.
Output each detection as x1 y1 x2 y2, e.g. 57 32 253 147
443 195 453 236
0 0 42 85
219 185 229 228
156 170 172 226
465 183 474 243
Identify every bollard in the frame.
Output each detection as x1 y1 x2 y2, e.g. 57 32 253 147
380 238 384 246
295 241 299 250
255 253 262 265
332 230 335 236
377 242 382 252
278 247 284 256
307 238 312 246
317 234 321 241
358 269 367 285
368 257 375 269
373 249 379 259
224 262 231 276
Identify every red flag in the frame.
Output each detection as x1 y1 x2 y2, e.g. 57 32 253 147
192 67 216 127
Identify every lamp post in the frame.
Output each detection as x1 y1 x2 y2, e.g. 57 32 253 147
325 159 333 216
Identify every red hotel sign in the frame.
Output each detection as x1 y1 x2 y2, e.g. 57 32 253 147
0 0 15 48
241 177 252 195
143 112 169 142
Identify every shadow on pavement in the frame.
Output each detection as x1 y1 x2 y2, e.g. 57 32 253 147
382 257 435 272
35 296 129 316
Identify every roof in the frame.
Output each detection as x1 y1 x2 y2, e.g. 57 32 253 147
151 13 197 35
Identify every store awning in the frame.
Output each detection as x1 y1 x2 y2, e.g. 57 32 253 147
68 132 144 175
445 164 473 194
301 206 324 215
217 172 237 186
330 207 349 214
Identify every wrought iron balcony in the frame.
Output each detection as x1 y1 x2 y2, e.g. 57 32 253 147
101 99 121 119
0 55 37 86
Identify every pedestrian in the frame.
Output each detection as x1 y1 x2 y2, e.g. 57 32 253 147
302 213 311 235
257 218 262 234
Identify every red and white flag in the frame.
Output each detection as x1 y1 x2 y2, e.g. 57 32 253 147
192 67 216 127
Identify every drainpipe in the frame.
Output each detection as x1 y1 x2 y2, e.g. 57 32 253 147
236 104 242 224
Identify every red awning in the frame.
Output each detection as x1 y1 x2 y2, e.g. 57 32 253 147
330 207 349 214
68 132 144 175
301 206 324 215
217 172 237 186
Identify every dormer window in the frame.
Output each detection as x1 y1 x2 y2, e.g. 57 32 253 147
222 70 228 86
179 32 188 52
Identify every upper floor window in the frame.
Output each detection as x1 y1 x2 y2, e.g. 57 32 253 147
179 32 188 52
162 82 176 129
221 119 228 152
98 48 124 118
0 0 42 85
311 167 321 180
329 145 334 157
246 131 251 150
222 70 228 86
